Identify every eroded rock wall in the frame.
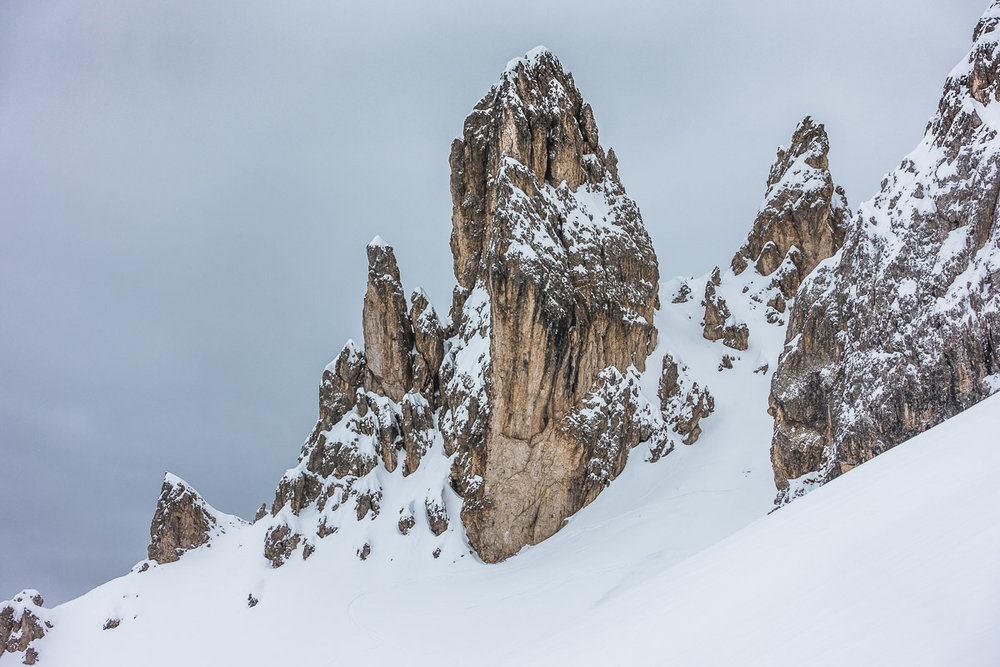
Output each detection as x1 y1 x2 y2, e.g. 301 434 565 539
446 48 663 561
770 5 1000 503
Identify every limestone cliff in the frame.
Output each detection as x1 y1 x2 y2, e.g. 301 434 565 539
253 47 667 567
444 47 663 561
770 3 1000 503
362 237 415 402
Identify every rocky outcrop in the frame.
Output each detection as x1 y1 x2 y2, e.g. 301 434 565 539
703 119 850 352
362 238 415 402
730 117 851 297
250 46 670 568
263 523 302 568
770 4 1000 503
148 473 237 564
659 354 715 445
315 340 365 438
1 591 51 664
400 393 434 476
564 367 666 496
409 288 444 401
702 267 749 350
444 47 663 561
425 497 449 536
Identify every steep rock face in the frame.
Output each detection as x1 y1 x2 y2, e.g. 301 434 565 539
445 47 663 561
770 5 1000 503
304 340 365 453
0 591 50 664
250 47 668 569
362 238 415 402
409 288 444 401
147 473 240 564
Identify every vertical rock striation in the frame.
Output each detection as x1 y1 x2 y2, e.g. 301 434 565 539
212 47 667 569
362 237 415 402
770 4 1000 503
445 46 663 561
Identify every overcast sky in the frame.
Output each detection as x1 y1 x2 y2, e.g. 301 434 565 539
0 0 988 604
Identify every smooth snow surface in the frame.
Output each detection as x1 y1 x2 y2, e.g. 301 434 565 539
10 265 998 664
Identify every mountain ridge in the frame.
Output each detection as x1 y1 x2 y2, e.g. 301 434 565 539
4 3 1000 660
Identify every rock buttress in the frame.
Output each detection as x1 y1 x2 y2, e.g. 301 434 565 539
731 117 850 295
770 4 1000 503
445 47 663 561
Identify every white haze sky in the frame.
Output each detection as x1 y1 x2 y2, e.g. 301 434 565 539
0 0 988 603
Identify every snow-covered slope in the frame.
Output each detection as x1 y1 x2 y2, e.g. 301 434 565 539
0 262 799 664
10 340 999 665
7 16 1000 663
518 390 1000 666
0 107 858 667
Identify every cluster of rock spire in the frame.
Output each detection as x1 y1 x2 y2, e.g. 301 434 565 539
139 0 1000 602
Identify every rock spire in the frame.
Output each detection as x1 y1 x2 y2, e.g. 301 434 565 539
444 47 663 560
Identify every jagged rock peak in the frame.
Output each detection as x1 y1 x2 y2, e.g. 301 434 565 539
770 1 1000 504
494 46 604 191
700 118 850 353
449 46 646 290
1 590 50 664
731 116 850 295
362 237 414 402
445 48 664 562
261 48 662 569
147 473 237 564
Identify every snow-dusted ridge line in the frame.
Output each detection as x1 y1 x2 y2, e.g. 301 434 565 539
770 0 1000 502
504 45 552 75
11 7 1000 659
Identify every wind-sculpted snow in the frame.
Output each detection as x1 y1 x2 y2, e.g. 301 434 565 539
771 2 1000 503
